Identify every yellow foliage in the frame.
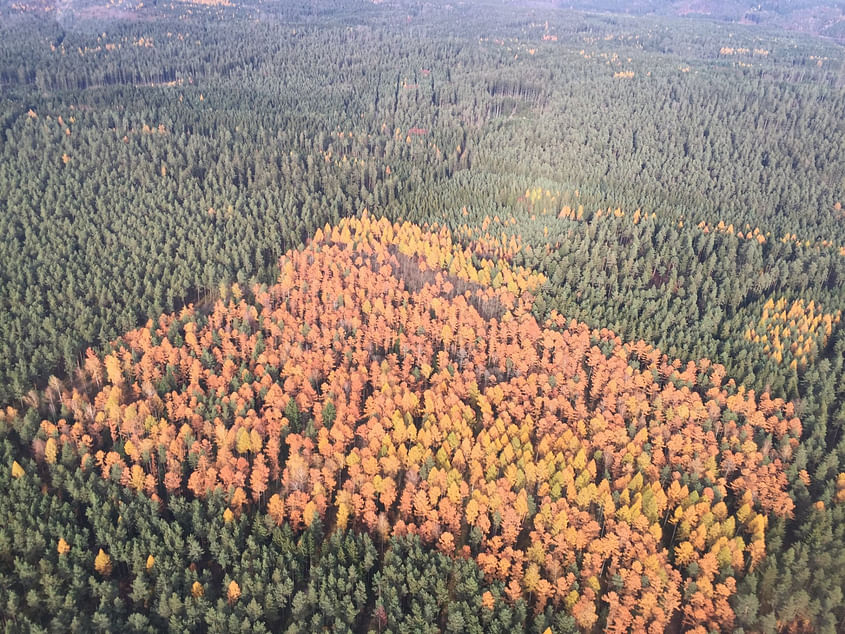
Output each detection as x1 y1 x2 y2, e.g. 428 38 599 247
250 429 262 453
675 541 695 566
749 297 841 367
45 437 57 464
130 465 145 491
236 427 251 454
303 501 317 526
524 563 541 592
94 549 112 576
227 580 241 603
105 354 123 385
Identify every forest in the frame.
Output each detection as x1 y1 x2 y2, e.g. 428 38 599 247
1 0 844 631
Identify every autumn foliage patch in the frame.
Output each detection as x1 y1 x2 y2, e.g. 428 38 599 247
36 215 799 631
746 297 841 370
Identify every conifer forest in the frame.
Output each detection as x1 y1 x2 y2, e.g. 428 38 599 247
1 0 845 631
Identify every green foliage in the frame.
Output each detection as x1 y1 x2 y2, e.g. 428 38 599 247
375 537 528 633
1 0 845 629
0 415 545 631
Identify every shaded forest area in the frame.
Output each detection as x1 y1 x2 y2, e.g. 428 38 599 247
1 0 845 631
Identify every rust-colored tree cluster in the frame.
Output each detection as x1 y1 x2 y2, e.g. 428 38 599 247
37 214 799 630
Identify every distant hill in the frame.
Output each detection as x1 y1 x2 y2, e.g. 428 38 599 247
548 1 845 42
7 0 845 42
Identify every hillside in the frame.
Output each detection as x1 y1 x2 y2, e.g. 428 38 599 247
551 0 845 42
3 216 803 631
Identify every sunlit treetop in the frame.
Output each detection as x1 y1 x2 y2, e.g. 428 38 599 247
27 214 799 631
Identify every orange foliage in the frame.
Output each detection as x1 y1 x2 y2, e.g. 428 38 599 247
42 214 799 630
227 580 241 603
